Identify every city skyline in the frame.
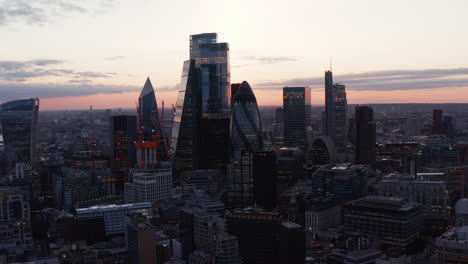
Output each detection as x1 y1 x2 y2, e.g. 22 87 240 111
1 0 468 110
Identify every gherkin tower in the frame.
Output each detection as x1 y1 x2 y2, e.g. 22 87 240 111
230 81 263 152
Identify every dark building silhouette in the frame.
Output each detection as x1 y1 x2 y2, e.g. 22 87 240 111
231 83 241 105
324 69 347 160
272 107 284 147
226 151 254 209
432 109 444 134
343 196 424 247
331 83 347 160
138 77 168 162
226 209 305 264
253 151 277 211
305 136 337 176
111 115 137 171
276 147 305 192
0 98 39 167
355 106 376 167
444 115 454 144
199 118 230 170
283 87 311 149
171 60 201 176
348 117 356 145
324 70 333 136
179 207 204 261
279 221 306 264
226 150 277 210
127 214 157 264
226 209 281 264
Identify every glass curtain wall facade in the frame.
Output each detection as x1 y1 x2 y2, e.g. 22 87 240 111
230 81 263 153
332 84 347 160
190 33 230 118
0 98 39 167
111 115 137 171
324 70 333 136
283 87 311 149
138 78 168 161
226 151 254 209
171 60 201 176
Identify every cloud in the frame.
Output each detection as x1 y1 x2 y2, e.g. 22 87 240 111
233 56 297 68
68 79 93 84
0 83 137 101
0 59 115 82
29 59 63 66
0 0 114 26
104 56 126 61
0 82 178 102
254 68 468 91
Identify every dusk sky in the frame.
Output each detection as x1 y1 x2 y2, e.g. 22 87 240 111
1 0 468 110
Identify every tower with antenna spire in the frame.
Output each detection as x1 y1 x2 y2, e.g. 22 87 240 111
324 60 347 161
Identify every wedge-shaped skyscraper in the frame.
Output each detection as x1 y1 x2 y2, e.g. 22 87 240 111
230 81 263 152
137 77 168 162
171 59 201 175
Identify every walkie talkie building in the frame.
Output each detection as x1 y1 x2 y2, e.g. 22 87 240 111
0 98 39 167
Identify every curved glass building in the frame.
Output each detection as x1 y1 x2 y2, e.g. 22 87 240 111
230 81 263 152
0 98 39 167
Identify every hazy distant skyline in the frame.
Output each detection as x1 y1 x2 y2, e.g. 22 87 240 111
1 0 468 110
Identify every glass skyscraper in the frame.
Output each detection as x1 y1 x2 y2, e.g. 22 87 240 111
332 83 347 160
230 81 263 153
137 77 168 161
171 33 231 176
190 33 230 117
0 98 39 167
324 70 348 161
324 70 333 136
171 59 201 175
283 87 311 149
111 115 137 171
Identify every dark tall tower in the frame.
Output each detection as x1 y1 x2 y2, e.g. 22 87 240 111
253 151 277 211
272 107 285 147
279 221 306 264
127 215 157 264
231 83 241 105
432 109 444 134
332 83 347 160
230 81 263 153
190 33 231 171
355 106 376 167
111 115 137 171
0 98 39 168
324 70 333 136
138 77 168 161
199 118 230 170
171 60 201 175
226 151 255 209
283 87 311 149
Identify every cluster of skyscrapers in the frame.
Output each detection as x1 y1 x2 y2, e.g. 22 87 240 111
1 32 468 264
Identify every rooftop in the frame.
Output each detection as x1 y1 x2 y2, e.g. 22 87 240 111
76 202 151 214
347 196 419 212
